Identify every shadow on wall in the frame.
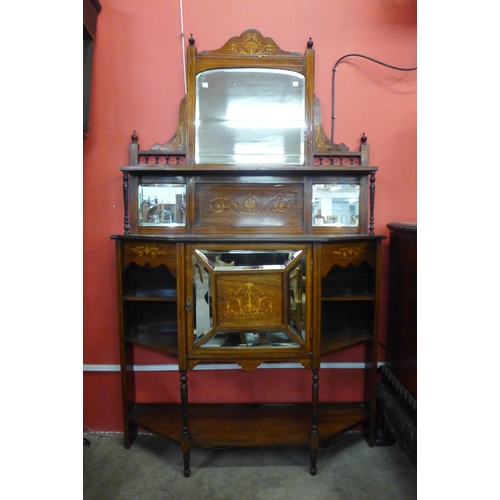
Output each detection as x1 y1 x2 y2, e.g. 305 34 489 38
380 0 417 24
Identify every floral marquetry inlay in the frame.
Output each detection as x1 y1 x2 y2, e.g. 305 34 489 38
226 282 274 316
314 124 349 152
129 245 168 259
210 195 291 215
331 246 367 259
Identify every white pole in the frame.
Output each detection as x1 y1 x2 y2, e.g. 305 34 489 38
179 0 186 94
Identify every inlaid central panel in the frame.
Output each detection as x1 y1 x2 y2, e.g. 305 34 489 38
214 272 283 328
194 181 304 233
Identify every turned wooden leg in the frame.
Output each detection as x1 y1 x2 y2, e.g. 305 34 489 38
180 370 191 477
310 369 319 475
121 342 137 449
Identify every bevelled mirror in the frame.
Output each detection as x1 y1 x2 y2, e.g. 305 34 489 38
138 183 186 226
195 68 306 165
312 183 360 227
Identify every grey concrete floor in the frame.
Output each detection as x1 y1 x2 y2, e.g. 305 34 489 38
83 432 416 499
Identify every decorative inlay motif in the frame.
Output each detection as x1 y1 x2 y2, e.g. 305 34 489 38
332 246 367 258
226 282 274 316
229 31 276 54
151 121 184 151
314 124 349 152
129 245 167 258
210 195 291 215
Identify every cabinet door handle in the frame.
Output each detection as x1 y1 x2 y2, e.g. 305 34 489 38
186 298 191 312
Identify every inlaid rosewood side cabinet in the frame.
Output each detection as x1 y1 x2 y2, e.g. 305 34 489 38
111 30 386 476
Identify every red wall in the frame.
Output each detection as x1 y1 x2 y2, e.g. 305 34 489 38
83 0 416 432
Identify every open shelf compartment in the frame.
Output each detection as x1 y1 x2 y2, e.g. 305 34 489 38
129 402 369 447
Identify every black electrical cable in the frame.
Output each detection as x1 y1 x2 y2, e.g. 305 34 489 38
331 54 417 143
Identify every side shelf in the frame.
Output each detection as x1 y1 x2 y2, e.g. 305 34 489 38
114 238 182 447
322 262 375 298
123 301 178 356
123 263 177 300
316 240 382 445
122 262 179 355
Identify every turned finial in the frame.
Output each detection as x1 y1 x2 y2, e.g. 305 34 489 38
361 133 367 144
189 34 195 46
307 37 313 49
131 131 138 143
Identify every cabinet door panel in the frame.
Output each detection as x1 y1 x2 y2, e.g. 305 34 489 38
186 244 312 357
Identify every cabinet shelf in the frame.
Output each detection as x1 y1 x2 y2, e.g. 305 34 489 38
321 293 374 301
320 330 372 356
123 290 177 301
123 263 177 299
125 300 178 355
125 331 179 356
130 402 368 447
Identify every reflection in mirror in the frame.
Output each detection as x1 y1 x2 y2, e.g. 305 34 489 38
312 184 360 227
194 249 302 270
191 249 307 348
138 184 186 226
195 68 305 165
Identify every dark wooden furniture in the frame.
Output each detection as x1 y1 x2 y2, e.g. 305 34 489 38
377 222 416 466
111 30 385 476
83 0 101 140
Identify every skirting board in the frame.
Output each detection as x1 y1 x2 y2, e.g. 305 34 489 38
83 362 385 372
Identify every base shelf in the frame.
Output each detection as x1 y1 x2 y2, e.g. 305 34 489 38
129 402 368 447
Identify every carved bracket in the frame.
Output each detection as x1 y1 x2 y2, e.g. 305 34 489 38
150 97 187 153
313 96 349 154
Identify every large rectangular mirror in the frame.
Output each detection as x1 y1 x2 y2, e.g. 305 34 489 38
195 68 305 165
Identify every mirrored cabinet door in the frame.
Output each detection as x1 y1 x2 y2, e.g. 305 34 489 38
188 246 311 354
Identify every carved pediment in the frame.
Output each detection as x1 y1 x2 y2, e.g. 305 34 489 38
198 29 301 57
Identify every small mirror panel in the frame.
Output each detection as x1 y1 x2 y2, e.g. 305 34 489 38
138 184 186 226
312 184 360 227
195 68 305 165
